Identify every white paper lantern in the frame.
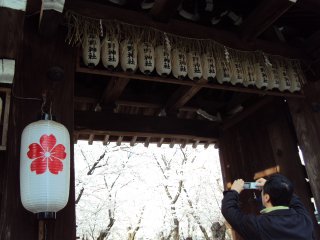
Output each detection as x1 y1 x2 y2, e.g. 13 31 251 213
216 61 231 84
82 34 101 67
101 35 119 70
20 119 70 219
187 51 202 81
268 62 280 90
230 62 244 85
288 64 302 93
155 45 171 76
201 53 216 81
255 63 269 89
243 61 255 87
138 42 155 75
278 62 292 92
120 40 138 72
172 48 187 79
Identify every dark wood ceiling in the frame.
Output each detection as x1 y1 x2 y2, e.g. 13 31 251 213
61 0 320 147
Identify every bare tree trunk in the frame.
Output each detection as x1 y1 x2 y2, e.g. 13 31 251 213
96 209 115 240
183 185 210 240
131 206 145 239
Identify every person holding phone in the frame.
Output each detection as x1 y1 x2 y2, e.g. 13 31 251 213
221 174 315 240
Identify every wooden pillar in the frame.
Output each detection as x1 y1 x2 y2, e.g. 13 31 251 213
0 17 76 240
287 81 320 212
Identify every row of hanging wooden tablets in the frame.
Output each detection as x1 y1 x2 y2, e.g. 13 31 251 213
82 34 302 93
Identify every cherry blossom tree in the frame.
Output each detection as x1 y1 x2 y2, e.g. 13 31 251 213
75 141 226 240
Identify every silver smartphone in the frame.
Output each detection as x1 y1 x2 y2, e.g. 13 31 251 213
243 182 258 189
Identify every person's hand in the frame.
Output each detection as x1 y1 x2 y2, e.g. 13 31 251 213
231 179 244 193
255 178 267 189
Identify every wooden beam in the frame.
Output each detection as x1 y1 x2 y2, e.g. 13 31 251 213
116 100 162 109
151 0 183 22
75 129 215 142
101 77 130 105
222 96 274 130
76 66 305 99
67 0 305 58
241 0 296 40
75 111 219 140
130 136 137 146
165 85 203 114
0 7 25 59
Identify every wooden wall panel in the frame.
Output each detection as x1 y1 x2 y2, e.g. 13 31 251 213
0 18 75 240
219 99 319 239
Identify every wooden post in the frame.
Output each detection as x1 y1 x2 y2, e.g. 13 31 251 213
287 81 320 212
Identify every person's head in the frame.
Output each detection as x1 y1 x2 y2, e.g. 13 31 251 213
261 174 293 208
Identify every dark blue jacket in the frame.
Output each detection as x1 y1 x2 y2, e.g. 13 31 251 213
222 190 315 240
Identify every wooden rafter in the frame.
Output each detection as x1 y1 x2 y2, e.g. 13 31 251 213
103 135 110 145
116 136 123 146
240 0 296 40
165 85 203 115
130 136 137 146
144 137 151 147
88 134 94 145
222 96 274 130
151 0 183 22
75 111 219 140
101 77 130 106
192 140 200 148
68 0 304 58
157 137 164 147
169 139 175 148
181 139 188 148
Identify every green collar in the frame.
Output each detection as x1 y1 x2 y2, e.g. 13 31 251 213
260 206 289 214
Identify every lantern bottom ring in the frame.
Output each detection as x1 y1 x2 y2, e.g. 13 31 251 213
37 212 56 220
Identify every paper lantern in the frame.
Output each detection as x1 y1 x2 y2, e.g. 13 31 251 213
216 61 231 84
278 62 292 92
82 34 101 67
138 42 155 75
172 48 188 79
268 61 280 90
187 51 202 81
120 40 138 72
243 61 255 87
254 63 269 89
101 35 119 70
288 64 302 93
201 53 216 81
230 62 244 85
155 45 171 76
20 117 70 219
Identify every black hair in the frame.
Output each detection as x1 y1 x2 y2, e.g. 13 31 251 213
262 174 293 206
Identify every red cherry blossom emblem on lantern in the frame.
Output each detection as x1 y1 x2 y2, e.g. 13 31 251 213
27 134 66 175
